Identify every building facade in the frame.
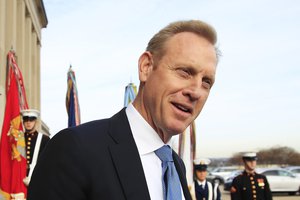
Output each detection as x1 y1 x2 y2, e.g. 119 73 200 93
0 0 49 135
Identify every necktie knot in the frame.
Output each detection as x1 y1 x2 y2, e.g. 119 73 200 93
155 145 173 162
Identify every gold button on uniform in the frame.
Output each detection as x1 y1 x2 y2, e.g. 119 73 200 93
27 142 31 145
252 186 256 189
28 137 32 141
251 181 255 184
27 151 30 154
27 156 30 159
250 177 254 180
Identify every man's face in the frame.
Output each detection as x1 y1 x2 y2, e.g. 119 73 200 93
244 159 257 171
23 117 37 133
139 32 217 142
195 170 207 182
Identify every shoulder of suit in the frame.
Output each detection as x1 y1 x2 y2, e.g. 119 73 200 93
65 118 111 136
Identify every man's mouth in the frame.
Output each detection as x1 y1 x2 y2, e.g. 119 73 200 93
172 103 192 113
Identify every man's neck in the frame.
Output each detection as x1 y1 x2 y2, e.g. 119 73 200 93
245 169 255 175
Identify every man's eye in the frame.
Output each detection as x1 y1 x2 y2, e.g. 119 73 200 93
202 78 212 89
176 68 190 77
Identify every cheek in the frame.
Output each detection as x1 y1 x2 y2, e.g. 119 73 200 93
146 81 169 107
195 97 208 114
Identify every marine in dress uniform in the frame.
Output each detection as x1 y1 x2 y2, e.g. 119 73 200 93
193 158 221 200
21 109 50 186
230 152 272 200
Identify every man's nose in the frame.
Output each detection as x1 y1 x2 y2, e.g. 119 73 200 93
182 79 202 100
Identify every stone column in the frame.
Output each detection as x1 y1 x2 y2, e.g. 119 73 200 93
0 0 6 74
36 42 41 111
0 0 6 58
0 0 6 135
31 31 37 108
16 0 26 71
25 11 32 105
5 0 17 52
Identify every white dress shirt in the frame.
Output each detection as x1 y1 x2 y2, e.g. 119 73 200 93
126 103 185 200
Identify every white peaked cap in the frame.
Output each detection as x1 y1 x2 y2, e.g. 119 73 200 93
193 158 211 166
21 109 40 118
242 152 257 158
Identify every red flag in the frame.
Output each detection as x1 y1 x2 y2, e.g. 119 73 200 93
0 51 28 199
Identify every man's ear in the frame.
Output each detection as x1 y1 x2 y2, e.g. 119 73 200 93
138 51 153 82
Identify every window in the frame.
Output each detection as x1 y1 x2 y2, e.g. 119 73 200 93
291 168 300 173
263 170 278 176
278 170 291 177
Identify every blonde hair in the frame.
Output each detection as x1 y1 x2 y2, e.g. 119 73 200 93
146 20 220 63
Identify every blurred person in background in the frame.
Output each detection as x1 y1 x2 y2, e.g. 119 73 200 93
230 152 272 200
21 109 50 186
191 158 221 200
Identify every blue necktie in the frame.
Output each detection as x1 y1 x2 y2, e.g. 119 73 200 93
155 145 182 200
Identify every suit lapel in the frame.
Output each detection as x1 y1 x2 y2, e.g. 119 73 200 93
173 151 192 200
108 109 151 200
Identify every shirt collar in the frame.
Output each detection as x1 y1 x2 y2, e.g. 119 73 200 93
126 103 170 155
197 180 206 186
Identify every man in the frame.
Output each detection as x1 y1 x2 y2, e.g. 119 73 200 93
21 109 50 186
230 152 272 200
191 158 221 200
28 20 219 200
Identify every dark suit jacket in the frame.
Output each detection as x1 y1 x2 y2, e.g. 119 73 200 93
28 108 192 200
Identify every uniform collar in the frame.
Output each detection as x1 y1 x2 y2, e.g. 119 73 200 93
244 170 256 176
25 130 38 137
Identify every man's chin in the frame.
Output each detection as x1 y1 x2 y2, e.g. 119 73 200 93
247 167 255 172
169 126 189 136
164 120 192 137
